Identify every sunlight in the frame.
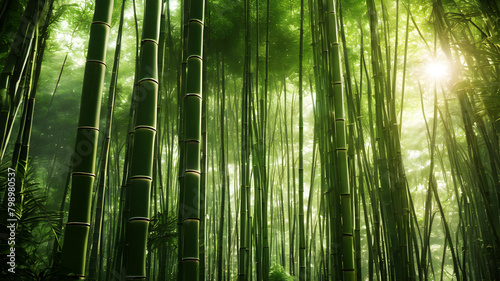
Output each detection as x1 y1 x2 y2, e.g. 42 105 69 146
425 61 449 80
170 0 179 11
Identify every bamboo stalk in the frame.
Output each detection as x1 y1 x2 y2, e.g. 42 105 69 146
60 0 114 276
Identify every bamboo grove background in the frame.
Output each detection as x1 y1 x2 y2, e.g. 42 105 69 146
0 0 499 280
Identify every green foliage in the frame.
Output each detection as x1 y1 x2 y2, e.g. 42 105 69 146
268 264 293 281
0 0 26 64
148 211 177 251
0 162 62 279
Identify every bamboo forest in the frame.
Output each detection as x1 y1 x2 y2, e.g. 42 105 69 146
1 0 499 280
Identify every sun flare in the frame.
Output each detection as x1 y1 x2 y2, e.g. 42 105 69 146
425 61 449 79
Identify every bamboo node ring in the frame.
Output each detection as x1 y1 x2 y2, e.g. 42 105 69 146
78 126 99 131
91 21 111 28
189 19 204 25
130 175 153 181
72 172 96 177
187 55 203 61
128 217 151 222
66 222 91 227
141 38 158 45
134 125 157 131
182 258 201 262
138 77 159 84
86 60 107 67
184 93 202 99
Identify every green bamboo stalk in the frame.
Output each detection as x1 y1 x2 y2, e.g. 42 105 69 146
324 0 354 279
111 45 138 275
198 5 209 278
361 45 386 281
199 43 208 281
238 76 248 280
283 72 296 277
180 0 204 279
60 0 113 276
10 40 34 182
217 53 226 281
124 0 160 278
177 0 190 276
246 1 253 279
298 0 305 279
119 0 142 273
306 80 318 281
226 169 232 281
87 0 126 279
261 0 270 277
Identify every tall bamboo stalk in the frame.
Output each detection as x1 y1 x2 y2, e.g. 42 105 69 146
87 0 126 279
298 0 305 279
179 0 205 279
217 53 226 281
124 0 160 278
60 0 113 276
